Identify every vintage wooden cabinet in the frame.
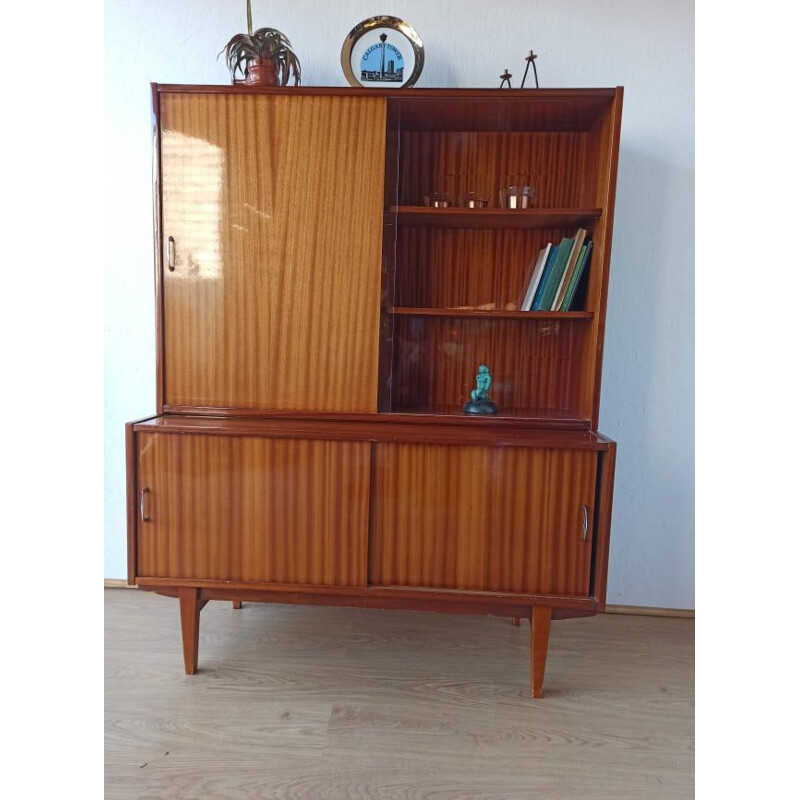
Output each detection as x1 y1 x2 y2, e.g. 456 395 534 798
127 84 622 697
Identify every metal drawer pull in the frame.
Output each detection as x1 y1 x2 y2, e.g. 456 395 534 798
140 487 151 522
580 504 589 542
167 236 176 271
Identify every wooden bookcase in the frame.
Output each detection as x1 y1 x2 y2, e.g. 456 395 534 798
127 84 622 697
379 94 620 426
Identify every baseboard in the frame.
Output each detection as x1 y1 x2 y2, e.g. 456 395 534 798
103 580 694 618
605 603 694 618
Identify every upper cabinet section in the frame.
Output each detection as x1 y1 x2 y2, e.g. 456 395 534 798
158 91 386 413
152 87 621 428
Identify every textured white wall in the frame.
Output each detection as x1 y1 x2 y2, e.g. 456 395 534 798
105 0 694 608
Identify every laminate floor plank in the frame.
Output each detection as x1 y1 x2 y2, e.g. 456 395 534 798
105 589 694 800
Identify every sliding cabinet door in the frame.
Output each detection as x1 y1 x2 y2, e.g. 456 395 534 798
136 432 370 586
160 92 386 412
370 443 597 596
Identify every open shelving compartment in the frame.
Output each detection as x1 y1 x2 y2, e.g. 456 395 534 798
377 92 620 429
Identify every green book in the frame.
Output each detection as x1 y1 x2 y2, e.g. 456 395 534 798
535 237 573 310
557 244 586 308
559 241 593 311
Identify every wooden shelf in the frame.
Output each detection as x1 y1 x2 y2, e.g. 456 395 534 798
383 407 591 428
389 307 594 320
388 206 603 230
138 413 597 437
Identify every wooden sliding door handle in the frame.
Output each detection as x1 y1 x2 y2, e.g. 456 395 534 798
580 504 589 541
140 487 151 522
167 236 176 271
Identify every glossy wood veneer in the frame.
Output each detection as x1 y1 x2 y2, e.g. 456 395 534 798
586 89 624 428
132 414 609 448
531 606 553 698
389 308 594 320
398 131 592 208
392 224 595 311
389 315 590 417
136 579 598 617
159 92 385 413
389 92 616 133
136 432 370 586
390 207 603 230
370 443 596 595
160 406 593 429
125 415 159 585
591 442 617 611
156 86 618 132
377 87 623 429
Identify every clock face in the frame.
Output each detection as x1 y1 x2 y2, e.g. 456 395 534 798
341 17 424 89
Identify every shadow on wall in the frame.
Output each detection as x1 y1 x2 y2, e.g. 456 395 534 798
601 145 695 608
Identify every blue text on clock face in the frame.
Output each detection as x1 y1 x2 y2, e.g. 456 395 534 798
361 37 404 82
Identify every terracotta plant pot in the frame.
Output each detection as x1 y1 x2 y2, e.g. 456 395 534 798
244 58 279 86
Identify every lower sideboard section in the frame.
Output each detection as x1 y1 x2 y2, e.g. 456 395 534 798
128 417 614 601
127 415 616 697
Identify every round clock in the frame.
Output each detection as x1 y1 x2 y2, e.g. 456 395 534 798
340 16 424 89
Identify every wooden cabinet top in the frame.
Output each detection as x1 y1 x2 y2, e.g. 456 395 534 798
153 84 623 132
134 414 613 450
153 84 622 98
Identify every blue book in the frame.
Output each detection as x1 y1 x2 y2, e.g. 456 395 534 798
530 244 560 310
535 237 573 310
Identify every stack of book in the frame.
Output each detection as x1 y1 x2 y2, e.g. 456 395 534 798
518 229 593 311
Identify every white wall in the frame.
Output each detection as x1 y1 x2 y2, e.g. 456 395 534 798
105 0 694 608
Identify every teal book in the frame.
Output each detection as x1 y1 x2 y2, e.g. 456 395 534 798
530 244 561 310
557 244 586 310
560 240 593 311
535 237 573 310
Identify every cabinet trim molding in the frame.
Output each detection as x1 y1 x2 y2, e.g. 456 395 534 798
136 575 597 608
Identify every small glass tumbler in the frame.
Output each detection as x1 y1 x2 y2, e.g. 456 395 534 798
424 192 454 208
462 191 489 209
500 185 534 209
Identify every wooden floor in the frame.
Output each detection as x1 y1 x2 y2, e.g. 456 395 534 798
105 588 694 799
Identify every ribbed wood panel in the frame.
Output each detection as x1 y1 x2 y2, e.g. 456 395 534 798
160 93 386 412
389 315 590 416
370 443 596 595
137 433 370 586
394 225 594 310
398 131 590 208
390 92 615 132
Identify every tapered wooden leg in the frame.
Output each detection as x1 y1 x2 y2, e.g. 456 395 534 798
232 600 243 609
530 606 552 698
511 616 521 626
179 588 203 675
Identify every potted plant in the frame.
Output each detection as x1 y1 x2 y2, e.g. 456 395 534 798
220 0 301 87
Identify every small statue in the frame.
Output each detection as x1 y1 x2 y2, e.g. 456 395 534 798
463 365 499 415
521 51 539 89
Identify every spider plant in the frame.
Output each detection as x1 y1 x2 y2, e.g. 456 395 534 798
220 0 301 86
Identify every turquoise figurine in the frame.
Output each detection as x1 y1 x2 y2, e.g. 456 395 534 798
463 365 498 415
